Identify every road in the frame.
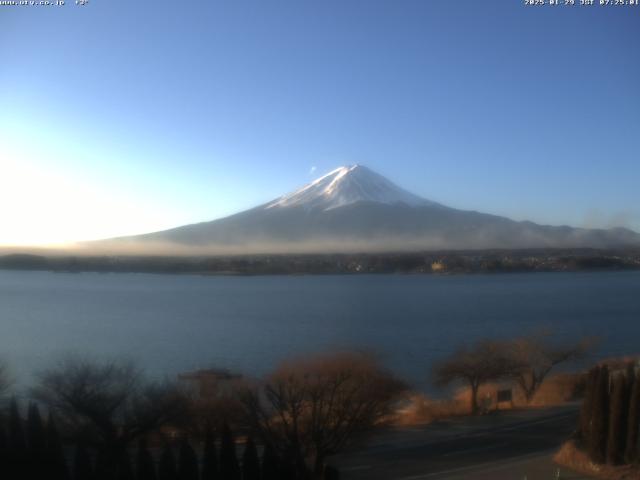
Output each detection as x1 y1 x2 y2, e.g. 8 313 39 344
331 404 591 480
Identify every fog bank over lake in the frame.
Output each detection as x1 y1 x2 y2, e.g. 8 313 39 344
1 270 639 390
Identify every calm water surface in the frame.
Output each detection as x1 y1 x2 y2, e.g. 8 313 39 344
1 270 639 389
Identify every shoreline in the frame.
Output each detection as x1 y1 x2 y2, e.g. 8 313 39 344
1 248 639 276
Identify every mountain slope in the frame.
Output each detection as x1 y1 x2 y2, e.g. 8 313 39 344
108 165 640 252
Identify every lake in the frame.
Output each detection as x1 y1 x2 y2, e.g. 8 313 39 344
1 269 639 391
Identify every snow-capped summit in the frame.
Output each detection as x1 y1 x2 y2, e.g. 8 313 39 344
265 165 438 211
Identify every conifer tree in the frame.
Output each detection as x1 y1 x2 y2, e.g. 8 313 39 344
241 437 260 480
278 451 295 480
9 398 27 456
625 369 640 464
178 438 199 480
201 428 218 480
8 398 27 479
159 443 178 480
607 374 628 464
627 363 637 382
46 413 70 480
260 443 279 480
73 441 94 480
579 367 599 443
219 424 240 480
589 365 610 464
323 465 340 480
0 424 8 477
117 450 135 480
93 448 111 480
137 438 157 480
27 403 47 478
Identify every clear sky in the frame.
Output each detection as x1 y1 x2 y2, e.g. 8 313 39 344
1 0 639 245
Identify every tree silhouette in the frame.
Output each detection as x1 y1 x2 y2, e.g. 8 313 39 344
241 437 260 480
8 398 27 478
201 428 218 480
0 424 8 478
219 424 240 480
242 352 405 475
117 450 135 480
159 443 178 480
606 373 628 465
178 438 199 480
579 367 599 443
434 341 517 415
25 402 47 479
46 413 70 480
589 365 609 464
34 356 188 473
137 438 157 480
509 334 592 402
73 441 94 480
323 465 340 480
260 442 279 480
625 370 640 464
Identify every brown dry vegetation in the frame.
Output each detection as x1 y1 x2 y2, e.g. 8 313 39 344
432 334 592 416
396 373 585 426
555 441 640 480
395 394 467 426
241 351 407 476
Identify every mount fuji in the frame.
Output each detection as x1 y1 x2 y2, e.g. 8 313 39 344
109 165 640 253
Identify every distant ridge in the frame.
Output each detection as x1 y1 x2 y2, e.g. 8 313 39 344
101 165 640 253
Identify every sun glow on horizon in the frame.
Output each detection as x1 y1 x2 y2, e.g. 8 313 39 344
0 145 187 247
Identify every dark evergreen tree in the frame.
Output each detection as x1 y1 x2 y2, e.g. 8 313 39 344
626 362 636 385
260 443 279 480
159 443 178 480
201 428 218 480
323 465 340 480
178 438 199 480
589 365 610 464
0 424 8 477
137 438 157 480
625 370 640 464
27 403 47 479
219 424 240 480
73 441 94 480
46 413 70 480
241 437 260 480
8 398 27 479
607 374 628 465
278 451 295 480
9 398 27 455
579 367 599 443
117 450 135 480
93 449 111 480
27 403 46 453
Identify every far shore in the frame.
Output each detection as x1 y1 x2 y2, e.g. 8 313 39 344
1 248 639 276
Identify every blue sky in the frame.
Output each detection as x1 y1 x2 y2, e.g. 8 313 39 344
1 0 639 244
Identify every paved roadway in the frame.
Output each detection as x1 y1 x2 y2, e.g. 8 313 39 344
331 405 591 480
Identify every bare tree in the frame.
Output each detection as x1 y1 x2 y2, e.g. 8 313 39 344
508 333 594 402
32 356 189 475
240 352 406 477
433 340 517 415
